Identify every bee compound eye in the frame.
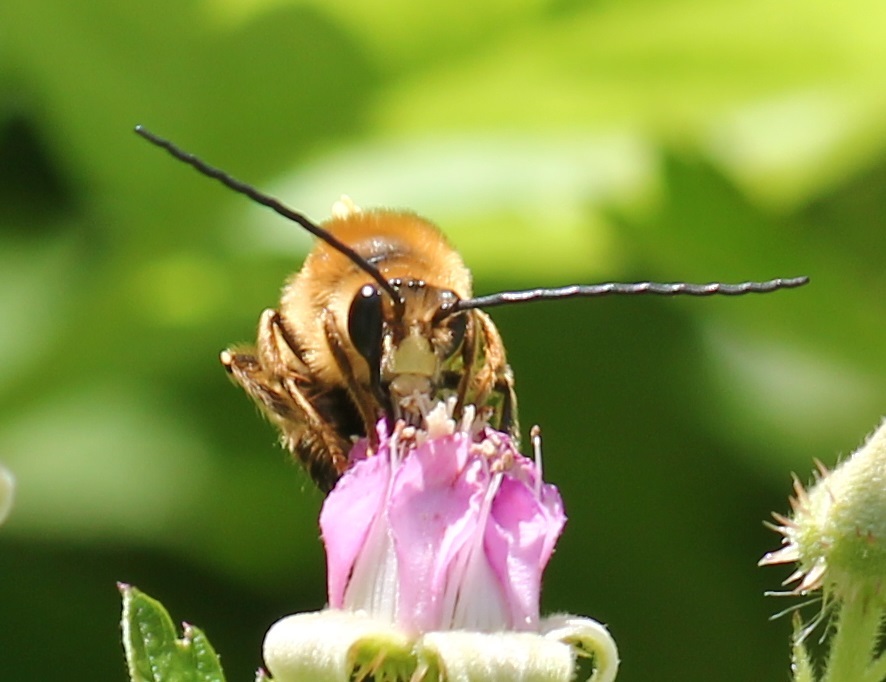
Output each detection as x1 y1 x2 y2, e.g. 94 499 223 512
348 284 384 370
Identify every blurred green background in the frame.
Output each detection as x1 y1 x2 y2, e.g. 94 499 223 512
1 0 884 679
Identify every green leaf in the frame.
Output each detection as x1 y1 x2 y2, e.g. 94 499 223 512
120 583 227 682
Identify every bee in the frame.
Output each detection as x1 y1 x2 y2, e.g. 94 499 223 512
220 200 516 491
135 126 809 493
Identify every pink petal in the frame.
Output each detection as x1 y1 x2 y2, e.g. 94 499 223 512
485 476 566 630
320 447 391 609
320 415 567 636
388 433 487 633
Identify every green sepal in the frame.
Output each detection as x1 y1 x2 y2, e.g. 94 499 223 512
790 613 816 682
120 583 227 682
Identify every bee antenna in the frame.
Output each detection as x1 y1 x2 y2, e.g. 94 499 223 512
453 276 810 312
134 126 404 308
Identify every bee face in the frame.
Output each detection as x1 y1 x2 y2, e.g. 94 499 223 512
351 279 468 399
223 207 517 491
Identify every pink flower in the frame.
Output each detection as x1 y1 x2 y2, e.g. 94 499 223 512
321 407 566 634
264 403 619 682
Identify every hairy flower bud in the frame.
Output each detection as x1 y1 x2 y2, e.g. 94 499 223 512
761 418 886 599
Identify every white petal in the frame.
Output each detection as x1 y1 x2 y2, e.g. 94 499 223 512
418 630 574 682
263 610 410 682
541 614 620 682
758 544 800 566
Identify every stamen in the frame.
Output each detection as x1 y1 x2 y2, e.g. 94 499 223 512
531 425 544 498
459 404 477 434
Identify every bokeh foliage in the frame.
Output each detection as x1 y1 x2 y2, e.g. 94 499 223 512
1 0 884 680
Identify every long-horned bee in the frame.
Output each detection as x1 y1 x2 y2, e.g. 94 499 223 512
135 126 809 493
223 201 517 492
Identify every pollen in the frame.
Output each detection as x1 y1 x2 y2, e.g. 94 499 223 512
331 195 361 220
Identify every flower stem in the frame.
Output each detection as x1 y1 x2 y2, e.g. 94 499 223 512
822 586 884 682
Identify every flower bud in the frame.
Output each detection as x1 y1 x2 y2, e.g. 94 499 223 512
761 418 886 600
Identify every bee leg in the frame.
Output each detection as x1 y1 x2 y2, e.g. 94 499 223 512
494 367 519 444
472 310 520 444
220 347 301 425
453 312 478 419
320 309 382 449
221 309 350 491
258 308 308 376
280 375 350 492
